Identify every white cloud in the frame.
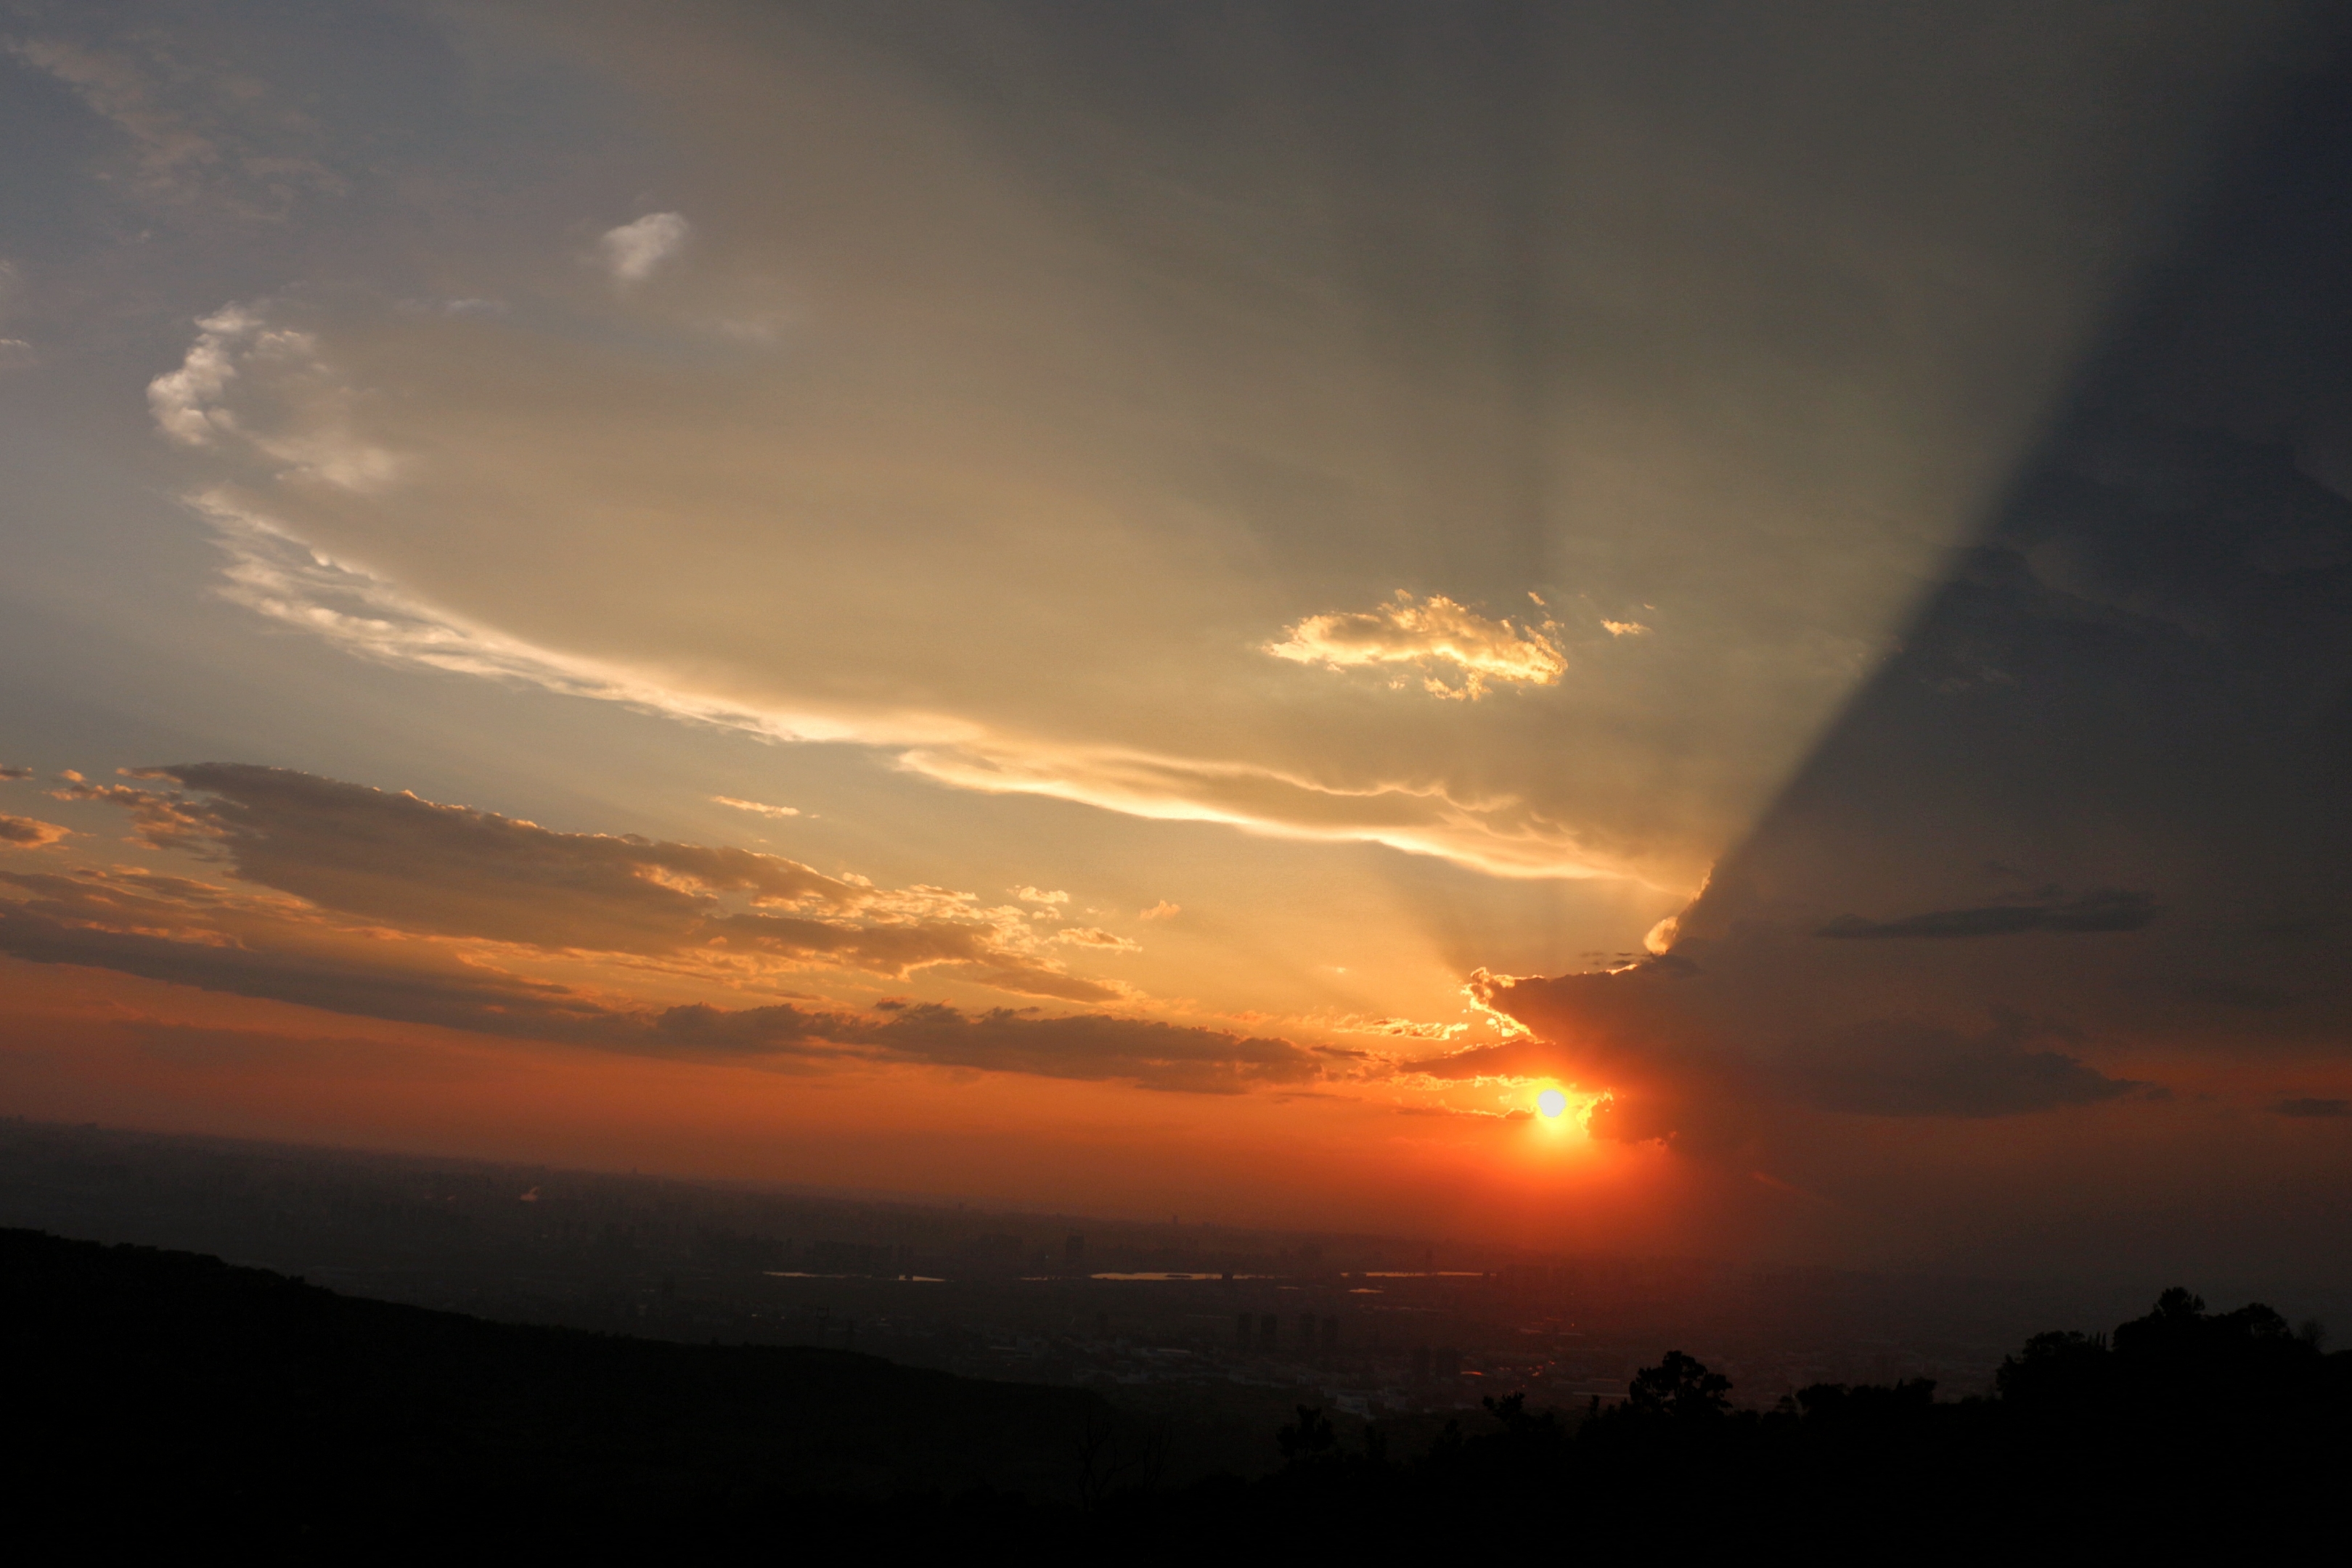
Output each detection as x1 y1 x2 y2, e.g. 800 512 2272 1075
1603 620 1651 637
597 212 690 284
147 306 261 446
178 505 1646 880
713 795 799 819
1012 886 1069 905
1267 591 1566 700
1139 900 1180 921
146 303 399 491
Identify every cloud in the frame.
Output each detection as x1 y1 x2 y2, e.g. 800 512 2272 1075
179 497 1649 880
4 29 341 210
1818 889 2157 939
0 865 615 1042
852 1003 1319 1093
0 863 1314 1093
1776 1016 2137 1119
1056 926 1140 953
6 35 219 189
597 212 690 283
1601 621 1650 637
53 763 1130 1003
1138 901 1180 921
1421 404 2352 1149
1267 591 1565 700
0 766 33 781
1330 1015 1467 1042
2273 1098 2351 1119
147 306 260 447
120 5 2313 905
1011 886 1068 906
0 817 70 849
1417 961 2142 1146
712 795 799 819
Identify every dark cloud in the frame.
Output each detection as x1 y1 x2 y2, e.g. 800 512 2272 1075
575 998 1324 1091
60 764 1124 1000
0 766 33 781
835 1003 1317 1094
1818 889 2156 939
1778 1017 2136 1117
1429 964 2138 1146
0 863 1315 1093
0 815 70 848
144 763 860 947
0 868 612 1042
2274 1098 2351 1119
1470 49 2352 1159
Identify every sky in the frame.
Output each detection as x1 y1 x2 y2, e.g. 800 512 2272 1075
4 0 2351 1286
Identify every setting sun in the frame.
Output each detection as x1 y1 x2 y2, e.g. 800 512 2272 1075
1535 1088 1569 1119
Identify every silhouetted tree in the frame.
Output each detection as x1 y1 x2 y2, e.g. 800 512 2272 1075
1626 1350 1732 1420
1277 1405 1337 1463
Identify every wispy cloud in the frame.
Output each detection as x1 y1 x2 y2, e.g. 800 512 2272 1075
1056 926 1139 953
179 493 1642 881
712 795 799 820
4 30 341 211
1267 592 1565 700
6 34 219 190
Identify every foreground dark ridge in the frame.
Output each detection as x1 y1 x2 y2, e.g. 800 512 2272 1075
9 1228 2350 1558
6 1228 1108 1551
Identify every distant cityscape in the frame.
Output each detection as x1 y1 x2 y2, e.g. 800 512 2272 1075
6 1116 2336 1449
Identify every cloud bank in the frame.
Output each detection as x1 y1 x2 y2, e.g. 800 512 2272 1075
0 765 1334 1093
51 763 1137 1003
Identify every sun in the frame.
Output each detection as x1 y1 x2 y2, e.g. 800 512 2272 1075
1535 1087 1569 1119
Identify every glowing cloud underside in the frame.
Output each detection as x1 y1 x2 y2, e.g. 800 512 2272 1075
1267 591 1567 700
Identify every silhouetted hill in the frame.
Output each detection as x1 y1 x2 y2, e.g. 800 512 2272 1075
11 1228 2348 1560
4 1228 1115 1554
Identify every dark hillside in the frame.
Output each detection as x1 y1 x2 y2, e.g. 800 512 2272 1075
11 1226 2349 1560
3 1228 1112 1553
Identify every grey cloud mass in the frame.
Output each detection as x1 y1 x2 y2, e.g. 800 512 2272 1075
1818 890 2157 940
0 861 1320 1093
62 763 1132 1002
1463 44 2352 1149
